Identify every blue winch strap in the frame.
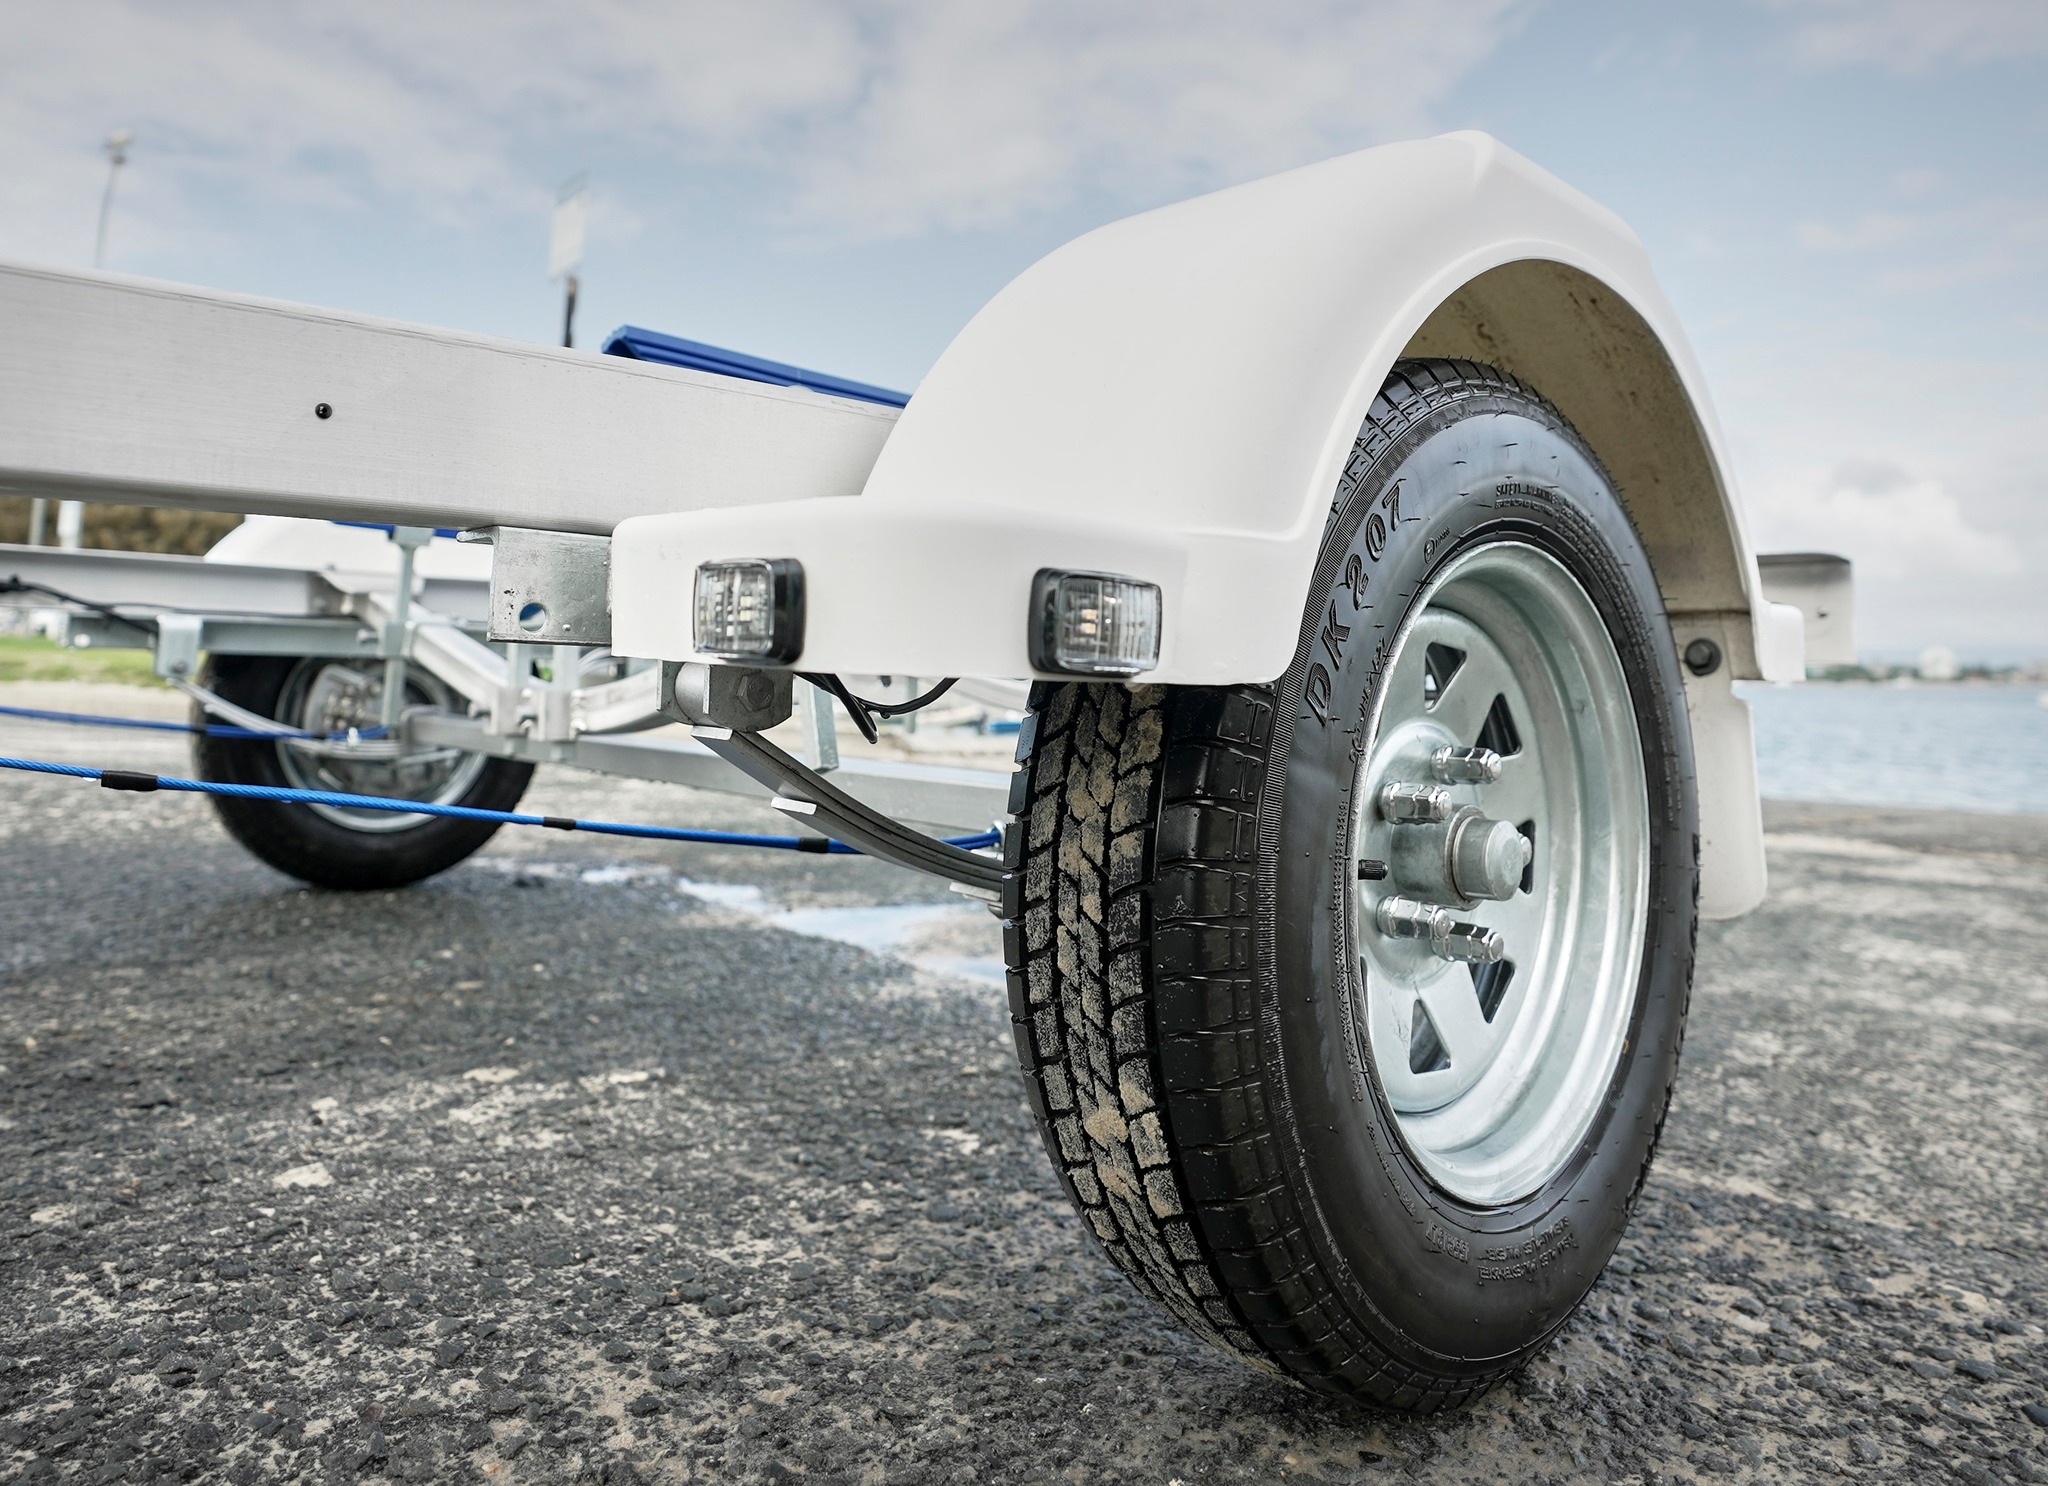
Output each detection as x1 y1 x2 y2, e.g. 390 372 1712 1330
0 753 1002 858
600 326 911 409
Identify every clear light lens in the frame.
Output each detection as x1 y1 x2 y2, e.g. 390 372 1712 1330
694 559 799 661
1037 571 1162 675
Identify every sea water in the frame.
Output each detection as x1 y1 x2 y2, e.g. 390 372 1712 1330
1738 682 2048 816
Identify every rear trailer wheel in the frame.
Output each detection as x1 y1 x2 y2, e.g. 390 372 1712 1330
194 654 534 891
1003 359 1698 1408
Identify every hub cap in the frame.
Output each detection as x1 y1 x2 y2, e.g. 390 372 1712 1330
1351 542 1649 1206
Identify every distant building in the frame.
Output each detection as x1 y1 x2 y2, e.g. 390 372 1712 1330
1918 645 1960 681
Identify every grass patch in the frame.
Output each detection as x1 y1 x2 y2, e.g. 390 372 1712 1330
0 634 168 687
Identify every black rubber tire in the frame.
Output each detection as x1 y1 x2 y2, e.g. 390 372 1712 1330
1000 358 1698 1409
193 654 535 891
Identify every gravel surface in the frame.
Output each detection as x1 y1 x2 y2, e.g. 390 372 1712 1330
1 709 2045 1484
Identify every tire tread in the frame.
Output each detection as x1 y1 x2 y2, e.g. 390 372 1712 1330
1001 359 1696 1409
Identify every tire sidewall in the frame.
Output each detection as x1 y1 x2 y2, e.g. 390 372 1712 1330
196 654 533 890
1260 381 1698 1371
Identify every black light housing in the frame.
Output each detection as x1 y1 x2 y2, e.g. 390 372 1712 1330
1029 568 1162 676
693 558 805 665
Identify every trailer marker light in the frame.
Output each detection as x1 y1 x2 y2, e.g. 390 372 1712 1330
694 559 804 664
1030 570 1161 676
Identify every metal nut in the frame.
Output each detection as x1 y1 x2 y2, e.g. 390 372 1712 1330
1376 895 1448 941
1374 895 1507 963
1436 920 1506 964
1431 746 1503 784
1379 781 1454 824
663 662 793 733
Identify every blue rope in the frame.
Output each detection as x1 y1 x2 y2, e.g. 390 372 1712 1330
1 757 97 781
0 753 1001 856
1 702 299 740
331 520 465 540
0 702 387 742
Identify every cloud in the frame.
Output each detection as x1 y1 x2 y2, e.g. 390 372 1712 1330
1793 211 1917 253
0 1 866 258
1789 194 2048 299
0 0 1526 260
1751 459 2024 582
779 0 1527 235
1759 0 2048 73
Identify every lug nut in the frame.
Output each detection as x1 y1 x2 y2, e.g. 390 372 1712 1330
1436 920 1506 964
1377 895 1446 941
1431 745 1503 784
1373 895 1507 963
1379 781 1454 824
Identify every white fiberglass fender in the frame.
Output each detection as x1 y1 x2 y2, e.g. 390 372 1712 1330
610 131 1786 915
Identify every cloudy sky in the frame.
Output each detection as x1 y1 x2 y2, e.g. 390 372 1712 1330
4 0 2043 662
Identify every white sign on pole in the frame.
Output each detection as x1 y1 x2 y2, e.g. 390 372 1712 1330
549 175 589 280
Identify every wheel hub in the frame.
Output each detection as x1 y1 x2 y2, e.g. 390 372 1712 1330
1373 779 1530 908
1349 541 1649 1207
274 660 488 832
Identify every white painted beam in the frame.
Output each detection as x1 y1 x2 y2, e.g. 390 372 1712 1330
0 260 898 535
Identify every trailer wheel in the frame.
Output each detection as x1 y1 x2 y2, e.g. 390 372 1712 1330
194 654 535 890
1002 359 1697 1409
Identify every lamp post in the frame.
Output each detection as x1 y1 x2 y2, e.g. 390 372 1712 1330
95 128 132 271
550 173 588 348
41 129 135 548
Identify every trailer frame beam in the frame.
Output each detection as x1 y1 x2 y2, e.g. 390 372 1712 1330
0 261 898 537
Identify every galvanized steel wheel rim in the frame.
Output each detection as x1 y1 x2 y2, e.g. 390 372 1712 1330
1351 541 1649 1206
273 659 487 832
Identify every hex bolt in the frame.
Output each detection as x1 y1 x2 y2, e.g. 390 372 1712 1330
1431 746 1503 784
1374 895 1507 963
1378 781 1454 824
1436 920 1506 964
1376 895 1447 941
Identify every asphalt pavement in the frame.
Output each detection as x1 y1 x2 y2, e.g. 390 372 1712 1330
1 706 2045 1485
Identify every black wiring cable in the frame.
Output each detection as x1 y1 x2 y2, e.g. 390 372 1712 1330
798 673 958 745
1 574 339 631
801 673 880 743
1 576 158 637
1 573 353 626
864 677 957 717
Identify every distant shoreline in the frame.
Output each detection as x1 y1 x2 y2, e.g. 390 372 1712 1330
1743 675 2048 689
